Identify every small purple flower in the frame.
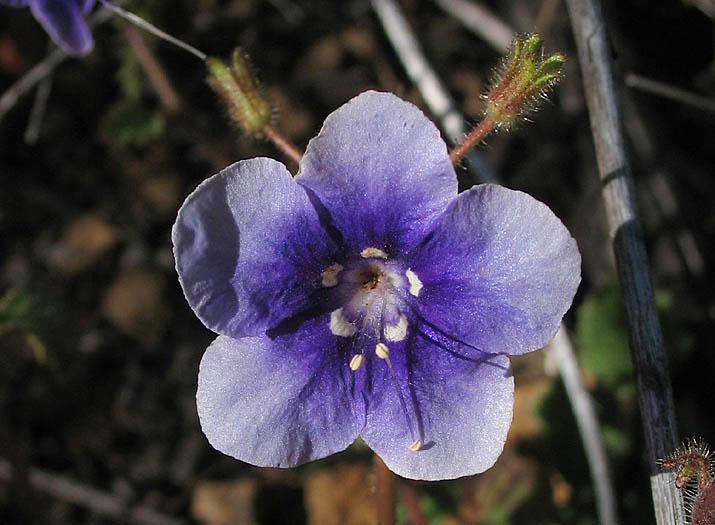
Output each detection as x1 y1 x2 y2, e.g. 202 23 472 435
173 91 581 480
1 0 96 55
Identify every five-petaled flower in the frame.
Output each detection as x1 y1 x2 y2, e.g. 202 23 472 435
172 91 581 480
1 0 96 55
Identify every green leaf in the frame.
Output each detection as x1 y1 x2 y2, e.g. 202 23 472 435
575 280 632 387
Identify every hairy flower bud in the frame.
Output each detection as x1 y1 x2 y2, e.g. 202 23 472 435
485 33 565 130
660 437 715 523
206 48 273 135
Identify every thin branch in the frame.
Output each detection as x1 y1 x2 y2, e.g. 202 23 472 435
432 0 512 53
124 25 182 113
264 127 303 166
370 0 497 183
564 0 685 523
399 481 428 525
97 0 207 61
0 48 66 123
0 458 184 525
23 75 52 144
374 455 396 525
549 327 619 525
625 73 715 115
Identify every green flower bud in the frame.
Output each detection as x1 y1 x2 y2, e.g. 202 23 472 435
206 48 273 136
485 34 565 130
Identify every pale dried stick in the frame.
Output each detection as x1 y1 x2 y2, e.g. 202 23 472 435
97 0 206 61
432 0 512 53
564 0 685 523
0 47 66 123
371 2 618 524
370 0 496 183
0 458 184 525
549 327 618 525
23 75 52 144
625 73 715 115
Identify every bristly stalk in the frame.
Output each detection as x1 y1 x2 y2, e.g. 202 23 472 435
450 33 565 164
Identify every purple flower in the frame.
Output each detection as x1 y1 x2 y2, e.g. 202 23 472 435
1 0 96 55
172 91 581 480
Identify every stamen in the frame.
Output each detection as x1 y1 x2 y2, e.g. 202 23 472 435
377 342 423 450
361 247 388 259
330 308 356 337
384 314 408 342
405 268 423 297
349 354 364 371
321 263 343 287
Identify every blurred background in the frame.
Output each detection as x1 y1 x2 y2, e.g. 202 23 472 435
1 0 713 523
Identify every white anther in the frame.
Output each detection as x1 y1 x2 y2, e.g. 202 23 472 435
321 263 343 287
330 308 356 337
405 268 423 297
349 354 364 371
375 342 389 359
408 439 423 452
384 314 408 342
360 247 388 259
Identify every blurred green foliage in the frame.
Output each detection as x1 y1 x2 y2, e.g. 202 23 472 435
575 279 632 388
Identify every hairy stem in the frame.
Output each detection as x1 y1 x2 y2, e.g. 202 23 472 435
264 127 303 166
449 117 495 164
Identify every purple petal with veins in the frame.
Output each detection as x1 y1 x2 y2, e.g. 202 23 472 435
174 90 581 480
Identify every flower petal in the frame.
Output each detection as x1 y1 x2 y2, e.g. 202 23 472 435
296 91 457 255
197 325 361 467
29 0 93 55
79 0 95 15
173 158 335 338
409 184 581 355
360 334 514 480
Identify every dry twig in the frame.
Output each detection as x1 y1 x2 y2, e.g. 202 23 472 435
625 73 715 115
432 0 512 53
564 0 686 522
549 327 618 525
0 458 184 525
